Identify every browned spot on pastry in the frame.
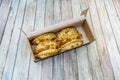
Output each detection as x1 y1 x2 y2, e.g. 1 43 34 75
57 27 82 44
34 40 59 54
60 39 83 51
35 49 59 59
31 33 56 45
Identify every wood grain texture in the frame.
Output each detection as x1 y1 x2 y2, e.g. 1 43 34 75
12 0 37 80
0 0 13 44
112 0 120 18
0 0 20 79
1 0 27 80
95 0 120 79
87 0 115 80
28 0 46 80
2 0 26 80
88 0 120 80
81 0 104 80
0 0 120 80
104 0 120 52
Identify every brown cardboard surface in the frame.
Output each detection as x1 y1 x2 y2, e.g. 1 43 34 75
82 20 95 42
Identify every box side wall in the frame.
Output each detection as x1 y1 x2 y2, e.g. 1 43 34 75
26 38 36 61
75 25 90 44
27 16 85 40
82 20 95 42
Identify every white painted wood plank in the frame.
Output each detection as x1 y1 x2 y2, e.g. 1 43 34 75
0 0 20 79
12 0 37 80
53 0 61 23
82 0 104 80
71 0 93 80
28 0 46 80
76 46 92 80
87 42 104 80
71 0 81 18
41 0 54 80
61 0 79 80
0 0 13 43
103 0 120 52
52 0 64 80
1 0 27 80
86 0 115 80
79 0 88 10
93 0 116 79
112 0 120 18
92 0 120 79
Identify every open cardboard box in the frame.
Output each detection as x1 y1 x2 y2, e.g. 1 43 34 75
26 9 95 62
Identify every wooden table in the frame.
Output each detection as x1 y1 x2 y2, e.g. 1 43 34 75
0 0 120 80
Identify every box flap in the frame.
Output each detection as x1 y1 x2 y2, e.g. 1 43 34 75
81 8 89 16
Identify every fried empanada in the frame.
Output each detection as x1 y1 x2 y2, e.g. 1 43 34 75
61 39 83 51
31 33 56 45
34 40 59 54
35 49 59 59
57 27 82 44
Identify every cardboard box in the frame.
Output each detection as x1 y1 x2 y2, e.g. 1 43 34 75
26 9 95 62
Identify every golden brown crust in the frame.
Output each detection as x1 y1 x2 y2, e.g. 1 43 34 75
31 27 84 59
60 39 83 51
31 33 56 45
35 49 59 59
57 27 82 44
34 40 59 54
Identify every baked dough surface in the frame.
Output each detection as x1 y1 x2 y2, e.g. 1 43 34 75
35 49 59 59
57 27 82 44
31 33 56 45
61 39 83 51
34 40 59 54
31 27 83 59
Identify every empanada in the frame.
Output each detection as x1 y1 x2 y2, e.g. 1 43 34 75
35 49 59 59
61 39 83 51
31 33 56 45
57 27 82 44
34 40 59 54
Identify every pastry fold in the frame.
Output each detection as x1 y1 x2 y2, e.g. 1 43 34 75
61 39 83 51
31 27 84 59
31 33 56 45
35 49 59 59
57 27 82 44
34 40 59 54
